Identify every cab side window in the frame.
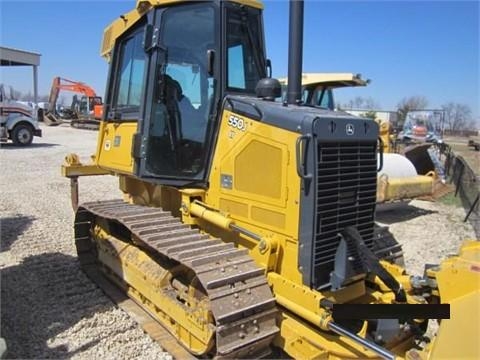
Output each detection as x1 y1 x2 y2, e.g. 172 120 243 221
226 7 265 93
314 88 334 110
114 29 146 110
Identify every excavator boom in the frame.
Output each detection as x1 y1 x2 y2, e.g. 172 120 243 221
44 77 103 128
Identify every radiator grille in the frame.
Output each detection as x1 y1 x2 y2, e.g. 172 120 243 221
313 141 377 288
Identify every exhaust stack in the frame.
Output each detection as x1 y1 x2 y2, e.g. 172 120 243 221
286 0 304 105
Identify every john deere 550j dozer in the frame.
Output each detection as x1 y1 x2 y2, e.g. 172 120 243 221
62 1 479 359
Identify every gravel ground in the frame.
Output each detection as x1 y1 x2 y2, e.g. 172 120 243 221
377 200 477 275
0 124 476 359
1 124 170 359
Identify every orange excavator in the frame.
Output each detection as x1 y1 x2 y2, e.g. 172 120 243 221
43 77 103 129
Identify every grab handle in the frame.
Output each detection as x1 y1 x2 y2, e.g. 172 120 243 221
377 137 384 172
296 134 313 181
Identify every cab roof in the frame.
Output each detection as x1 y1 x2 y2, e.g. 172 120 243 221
278 73 369 89
137 0 263 9
101 0 263 61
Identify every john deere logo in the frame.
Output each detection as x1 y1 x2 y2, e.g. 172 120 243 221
346 123 355 135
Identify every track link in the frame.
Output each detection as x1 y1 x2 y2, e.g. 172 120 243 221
70 119 100 130
74 199 278 358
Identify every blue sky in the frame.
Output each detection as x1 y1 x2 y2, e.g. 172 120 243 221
1 0 478 118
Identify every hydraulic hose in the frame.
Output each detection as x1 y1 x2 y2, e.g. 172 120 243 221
328 321 396 360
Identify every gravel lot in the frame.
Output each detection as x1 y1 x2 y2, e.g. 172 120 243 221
1 124 169 359
0 124 476 359
378 200 477 275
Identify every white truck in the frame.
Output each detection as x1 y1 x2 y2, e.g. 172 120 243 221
0 102 42 146
0 84 42 146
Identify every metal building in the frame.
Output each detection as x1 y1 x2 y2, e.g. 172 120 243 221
0 46 41 103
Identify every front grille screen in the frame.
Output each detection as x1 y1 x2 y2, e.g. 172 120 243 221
313 141 377 288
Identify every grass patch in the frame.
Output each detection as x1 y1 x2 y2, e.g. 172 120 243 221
437 192 463 207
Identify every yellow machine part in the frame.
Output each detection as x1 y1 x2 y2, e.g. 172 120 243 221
95 121 137 174
276 311 416 360
94 225 215 355
61 153 109 177
406 240 480 360
377 174 434 203
101 0 264 60
377 153 434 203
376 119 391 153
205 109 304 284
428 240 480 359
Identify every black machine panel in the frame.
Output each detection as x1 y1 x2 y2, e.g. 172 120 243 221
298 115 379 290
313 140 377 287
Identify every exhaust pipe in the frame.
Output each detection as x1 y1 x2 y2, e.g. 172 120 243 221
286 0 304 105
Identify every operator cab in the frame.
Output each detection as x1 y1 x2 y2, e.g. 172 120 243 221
105 1 266 186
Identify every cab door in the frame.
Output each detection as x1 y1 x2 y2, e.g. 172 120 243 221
133 3 219 187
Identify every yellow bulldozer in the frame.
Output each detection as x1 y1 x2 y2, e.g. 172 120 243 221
62 0 479 359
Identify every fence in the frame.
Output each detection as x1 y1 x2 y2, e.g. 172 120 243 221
443 146 480 238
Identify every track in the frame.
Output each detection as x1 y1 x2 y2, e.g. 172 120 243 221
81 264 197 360
74 199 279 359
70 119 100 130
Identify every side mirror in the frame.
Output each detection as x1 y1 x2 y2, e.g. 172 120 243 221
207 49 215 77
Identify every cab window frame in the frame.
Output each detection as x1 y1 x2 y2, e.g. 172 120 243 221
224 3 266 95
107 20 148 120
